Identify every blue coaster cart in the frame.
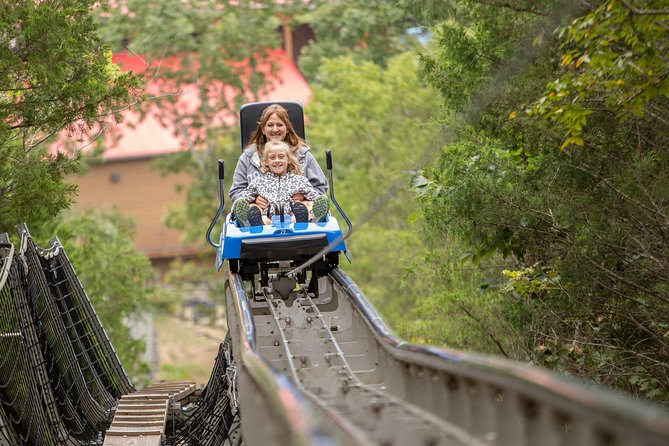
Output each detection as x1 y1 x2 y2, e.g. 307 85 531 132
206 101 352 291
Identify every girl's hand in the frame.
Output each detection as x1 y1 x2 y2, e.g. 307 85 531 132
291 193 305 201
255 196 269 211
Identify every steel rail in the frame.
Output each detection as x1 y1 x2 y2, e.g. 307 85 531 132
262 287 482 445
224 268 369 446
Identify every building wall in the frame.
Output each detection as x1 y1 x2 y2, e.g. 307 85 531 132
71 156 198 261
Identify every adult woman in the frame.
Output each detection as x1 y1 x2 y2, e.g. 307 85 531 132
228 104 327 212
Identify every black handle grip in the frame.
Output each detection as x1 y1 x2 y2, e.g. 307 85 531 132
326 150 332 170
218 159 224 180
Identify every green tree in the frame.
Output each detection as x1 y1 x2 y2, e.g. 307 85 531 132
307 53 442 317
413 0 669 402
531 0 669 147
0 0 140 233
297 0 425 80
97 0 282 127
0 0 154 382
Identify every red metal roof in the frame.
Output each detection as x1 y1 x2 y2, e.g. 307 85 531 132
52 49 311 160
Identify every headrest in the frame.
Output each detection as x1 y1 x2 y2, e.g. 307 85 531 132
239 101 305 150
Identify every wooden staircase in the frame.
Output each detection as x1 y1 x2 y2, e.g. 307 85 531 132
103 380 197 446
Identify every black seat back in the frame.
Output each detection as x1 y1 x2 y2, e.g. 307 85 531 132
239 101 305 150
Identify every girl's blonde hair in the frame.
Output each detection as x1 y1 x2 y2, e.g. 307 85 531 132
261 141 303 175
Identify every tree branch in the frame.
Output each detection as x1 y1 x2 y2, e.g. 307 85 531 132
459 304 510 358
619 1 669 15
575 163 669 222
582 252 669 304
471 0 548 15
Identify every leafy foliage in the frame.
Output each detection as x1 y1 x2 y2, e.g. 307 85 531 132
414 0 669 402
399 237 527 359
0 148 78 234
0 0 140 147
306 53 442 311
297 0 425 79
0 0 141 233
531 0 669 147
0 1 154 381
97 0 281 149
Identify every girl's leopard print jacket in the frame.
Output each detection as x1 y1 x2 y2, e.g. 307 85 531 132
240 172 321 216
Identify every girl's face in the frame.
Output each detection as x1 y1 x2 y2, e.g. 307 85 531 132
266 147 288 176
263 113 287 141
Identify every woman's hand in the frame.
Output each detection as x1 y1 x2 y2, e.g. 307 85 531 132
254 196 269 211
291 193 305 202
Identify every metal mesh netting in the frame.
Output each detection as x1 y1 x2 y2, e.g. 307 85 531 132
166 336 240 445
0 227 134 445
1 226 238 445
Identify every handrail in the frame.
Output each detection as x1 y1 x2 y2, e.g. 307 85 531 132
330 267 669 446
206 159 225 248
325 150 353 242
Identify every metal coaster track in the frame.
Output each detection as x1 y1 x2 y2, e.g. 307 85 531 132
259 276 479 445
222 265 669 446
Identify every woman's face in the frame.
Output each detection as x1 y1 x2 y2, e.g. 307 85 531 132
263 113 287 142
266 147 288 176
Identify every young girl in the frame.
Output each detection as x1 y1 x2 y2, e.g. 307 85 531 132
231 141 329 227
